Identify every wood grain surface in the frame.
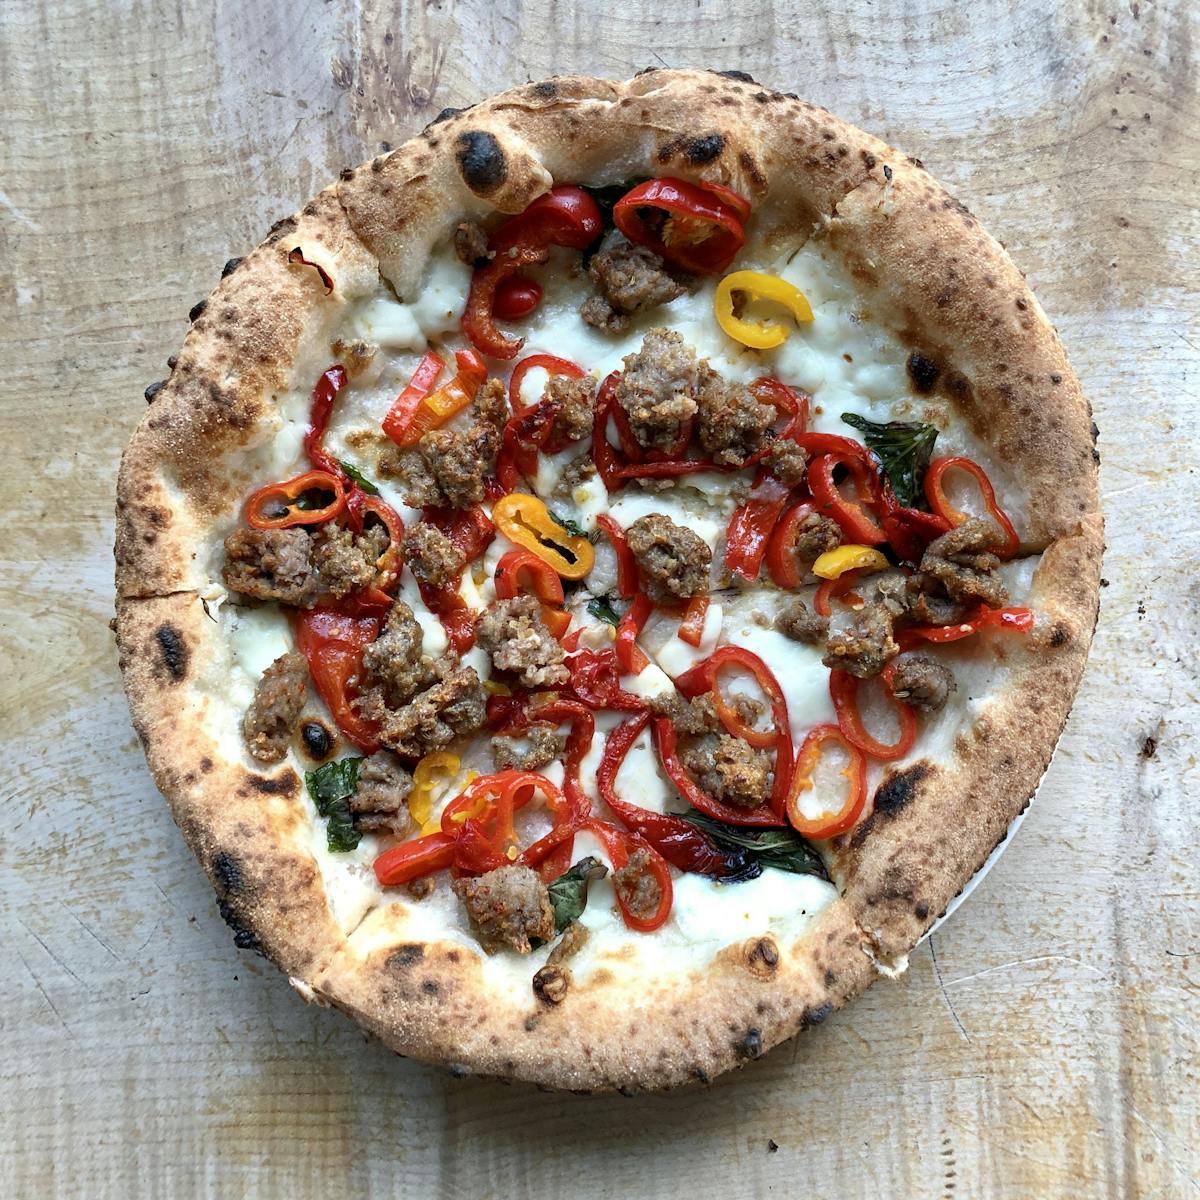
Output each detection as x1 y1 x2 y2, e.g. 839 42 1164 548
2 1 1197 1196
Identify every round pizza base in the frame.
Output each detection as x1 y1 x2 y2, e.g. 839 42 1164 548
115 68 1101 1091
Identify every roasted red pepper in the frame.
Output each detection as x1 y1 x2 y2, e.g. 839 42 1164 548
496 353 589 486
584 820 674 932
785 724 867 840
372 832 457 886
361 495 406 594
813 569 865 617
563 647 648 712
829 666 918 762
724 475 793 581
244 469 347 530
294 607 383 753
492 276 542 321
806 452 887 545
380 351 445 446
416 504 496 651
898 604 1035 648
462 244 550 359
595 514 639 598
613 178 748 274
494 548 571 638
764 499 816 589
924 455 1020 559
302 364 371 532
877 474 952 565
615 594 652 676
677 595 710 647
592 373 625 492
384 349 487 448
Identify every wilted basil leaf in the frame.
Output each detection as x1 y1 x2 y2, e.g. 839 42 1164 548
306 757 363 852
546 856 608 932
338 459 381 496
587 595 622 626
841 412 938 508
550 508 601 543
678 810 828 880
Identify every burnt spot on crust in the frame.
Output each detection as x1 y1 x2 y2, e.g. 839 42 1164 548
211 851 264 954
267 215 298 240
154 624 188 681
531 80 557 99
801 1003 833 1028
861 149 877 169
144 380 165 403
915 900 931 920
735 1027 764 1059
447 1063 470 1079
455 130 507 195
714 68 756 83
221 256 243 278
744 936 780 978
427 106 464 129
658 132 726 165
300 720 335 761
420 979 440 997
874 762 933 818
1049 623 1070 647
906 351 941 393
387 943 425 969
188 299 207 323
246 770 300 796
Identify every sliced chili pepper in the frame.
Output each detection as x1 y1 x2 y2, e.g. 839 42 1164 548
677 595 710 647
303 365 349 479
785 724 867 840
244 469 346 529
614 178 747 274
829 666 918 763
563 647 647 712
373 832 457 886
492 276 543 321
715 270 813 349
878 473 953 565
491 492 595 579
424 503 496 563
597 712 757 879
384 349 487 448
508 353 587 416
494 548 571 638
764 499 816 589
616 593 653 676
898 604 1035 647
462 244 550 359
813 569 865 618
381 351 445 446
595 514 638 598
654 717 786 828
609 397 694 463
724 474 792 581
361 494 406 593
489 186 604 254
807 452 887 545
418 584 477 653
584 819 675 932
924 455 1020 559
294 607 382 753
592 373 625 493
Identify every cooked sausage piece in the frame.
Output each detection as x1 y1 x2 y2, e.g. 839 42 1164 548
696 366 775 467
768 438 808 485
543 373 595 445
581 239 688 333
490 724 567 771
648 691 763 738
475 596 570 688
349 751 415 836
776 597 829 645
920 517 1010 607
310 522 387 597
401 522 465 591
822 602 899 678
792 513 842 563
358 664 486 758
681 735 773 809
223 527 319 608
453 220 491 265
360 599 432 707
455 865 556 954
611 848 666 923
242 649 309 764
615 328 699 452
626 512 711 603
888 653 956 712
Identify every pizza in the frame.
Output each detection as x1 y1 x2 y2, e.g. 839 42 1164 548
115 69 1101 1091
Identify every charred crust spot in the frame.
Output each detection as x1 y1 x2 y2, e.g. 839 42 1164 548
1050 372 1063 385
211 852 263 953
188 299 207 323
212 851 244 896
339 167 354 181
387 943 425 969
907 156 925 169
915 901 930 919
154 624 188 681
744 936 780 978
738 149 766 189
531 80 557 99
300 720 335 761
247 770 299 796
883 163 893 182
221 256 243 278
715 69 756 83
144 380 165 403
447 1063 470 1078
691 1066 711 1083
906 351 941 393
447 950 461 963
686 134 725 163
167 355 178 369
217 898 263 953
874 762 932 817
420 979 440 997
427 106 463 129
824 968 837 986
862 150 877 169
455 130 507 195
268 215 297 239
523 1014 539 1032
1049 623 1070 647
802 1003 833 1027
199 757 213 773
736 1027 764 1059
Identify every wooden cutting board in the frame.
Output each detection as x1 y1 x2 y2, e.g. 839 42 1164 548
2 1 1196 1196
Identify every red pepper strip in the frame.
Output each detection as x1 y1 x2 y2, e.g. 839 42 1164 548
462 244 550 359
494 548 571 638
381 351 445 446
417 584 478 653
764 499 817 589
609 398 694 463
595 514 639 599
813 569 864 617
616 593 653 675
597 712 755 879
336 586 395 621
924 456 1020 559
897 605 1035 649
739 377 809 470
373 833 457 886
785 724 868 840
698 180 752 223
244 469 347 529
493 276 542 321
807 453 887 545
677 595 710 647
496 354 589 487
386 349 487 449
584 819 674 932
416 504 496 651
489 185 604 254
619 457 739 480
653 717 787 828
674 645 794 818
829 666 918 763
613 178 747 275
294 608 383 753
302 364 372 533
563 647 648 712
361 494 406 593
793 431 877 462
592 373 625 493
508 353 588 416
724 474 792 581
877 475 952 565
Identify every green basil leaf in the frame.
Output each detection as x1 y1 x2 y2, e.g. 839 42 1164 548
549 508 600 543
840 412 939 508
337 459 381 496
678 809 828 880
587 595 622 627
546 856 608 932
305 758 364 853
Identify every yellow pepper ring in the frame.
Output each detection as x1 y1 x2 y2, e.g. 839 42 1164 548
714 270 814 350
410 752 461 832
812 545 891 580
491 492 595 580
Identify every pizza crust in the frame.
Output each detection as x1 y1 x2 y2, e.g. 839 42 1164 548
114 68 1102 1090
